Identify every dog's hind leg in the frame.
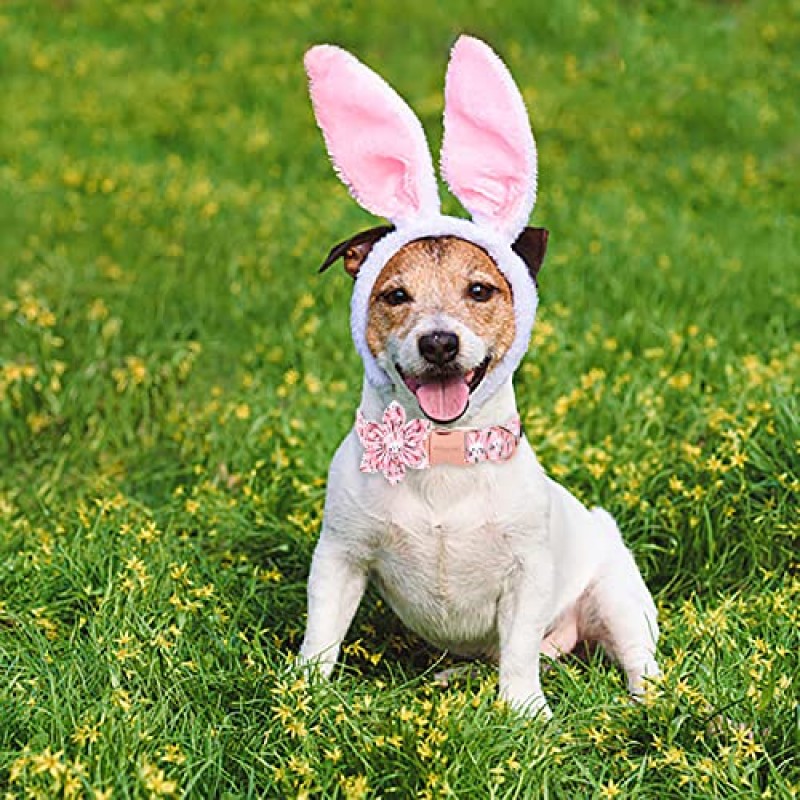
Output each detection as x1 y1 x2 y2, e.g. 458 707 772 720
541 605 579 662
578 509 660 698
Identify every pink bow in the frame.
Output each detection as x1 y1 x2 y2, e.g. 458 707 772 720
356 401 432 485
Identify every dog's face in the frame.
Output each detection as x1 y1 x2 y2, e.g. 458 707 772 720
320 225 547 424
363 236 516 424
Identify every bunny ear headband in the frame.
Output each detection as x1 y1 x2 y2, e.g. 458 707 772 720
305 36 546 408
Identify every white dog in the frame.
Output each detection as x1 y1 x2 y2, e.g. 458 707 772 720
298 37 659 717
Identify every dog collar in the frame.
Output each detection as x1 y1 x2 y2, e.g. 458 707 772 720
356 401 521 485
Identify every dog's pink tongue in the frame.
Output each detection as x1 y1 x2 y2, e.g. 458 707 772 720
414 376 470 422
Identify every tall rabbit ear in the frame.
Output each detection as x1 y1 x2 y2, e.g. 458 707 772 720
441 36 537 240
305 45 440 225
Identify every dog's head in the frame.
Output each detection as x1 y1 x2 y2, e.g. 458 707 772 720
367 236 513 424
306 37 546 420
322 228 547 422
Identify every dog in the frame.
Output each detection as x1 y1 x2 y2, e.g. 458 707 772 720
298 37 659 717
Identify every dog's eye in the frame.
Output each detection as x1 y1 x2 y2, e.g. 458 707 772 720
381 287 412 306
467 283 497 302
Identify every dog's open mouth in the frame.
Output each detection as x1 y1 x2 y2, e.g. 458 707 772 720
396 357 490 424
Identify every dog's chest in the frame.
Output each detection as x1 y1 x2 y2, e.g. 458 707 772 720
326 429 549 654
364 467 528 653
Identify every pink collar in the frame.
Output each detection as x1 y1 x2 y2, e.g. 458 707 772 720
356 401 521 485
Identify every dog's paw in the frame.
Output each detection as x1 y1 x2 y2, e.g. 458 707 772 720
499 686 552 720
295 650 335 681
627 659 662 701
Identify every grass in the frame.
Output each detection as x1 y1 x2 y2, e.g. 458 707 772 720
0 0 798 797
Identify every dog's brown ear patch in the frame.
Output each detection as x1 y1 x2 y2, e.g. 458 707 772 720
512 227 549 284
318 224 396 279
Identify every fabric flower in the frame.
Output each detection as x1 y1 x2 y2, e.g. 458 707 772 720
356 401 432 484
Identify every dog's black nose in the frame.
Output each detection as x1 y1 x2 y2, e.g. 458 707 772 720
418 331 459 366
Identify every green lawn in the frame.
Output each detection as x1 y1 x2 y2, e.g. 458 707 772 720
1 1 798 797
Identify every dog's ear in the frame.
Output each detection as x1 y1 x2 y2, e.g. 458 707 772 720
511 227 549 284
318 224 395 279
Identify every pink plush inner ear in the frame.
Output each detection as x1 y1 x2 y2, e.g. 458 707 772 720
305 45 440 224
442 36 537 239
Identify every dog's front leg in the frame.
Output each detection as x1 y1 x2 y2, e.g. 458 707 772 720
298 534 367 678
497 572 554 719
